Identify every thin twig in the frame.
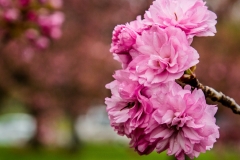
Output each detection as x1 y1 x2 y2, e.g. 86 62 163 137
176 77 240 114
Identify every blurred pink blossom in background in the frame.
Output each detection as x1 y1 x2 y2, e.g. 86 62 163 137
0 0 64 49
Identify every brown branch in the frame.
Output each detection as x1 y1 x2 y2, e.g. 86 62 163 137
176 77 240 115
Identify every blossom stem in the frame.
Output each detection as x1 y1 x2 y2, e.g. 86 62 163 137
176 77 240 114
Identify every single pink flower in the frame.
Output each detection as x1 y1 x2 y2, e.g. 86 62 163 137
110 16 150 68
105 70 153 136
110 25 137 68
110 25 137 54
144 0 217 39
142 82 219 160
128 26 199 85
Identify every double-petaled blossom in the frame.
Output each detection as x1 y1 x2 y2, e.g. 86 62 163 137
128 26 199 85
105 70 153 136
110 24 141 69
110 16 149 68
106 80 219 160
106 0 219 159
142 82 219 160
110 24 137 68
128 16 149 34
110 25 136 54
144 0 217 39
110 16 147 54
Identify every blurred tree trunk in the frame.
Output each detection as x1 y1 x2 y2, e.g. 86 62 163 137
28 109 54 148
67 113 81 152
28 108 45 148
28 99 62 148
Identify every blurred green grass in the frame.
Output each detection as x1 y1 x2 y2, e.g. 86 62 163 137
0 142 239 160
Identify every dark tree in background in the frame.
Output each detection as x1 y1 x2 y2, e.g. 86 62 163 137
0 0 153 147
0 0 240 149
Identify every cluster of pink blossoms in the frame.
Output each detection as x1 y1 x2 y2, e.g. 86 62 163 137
0 0 64 49
106 0 219 159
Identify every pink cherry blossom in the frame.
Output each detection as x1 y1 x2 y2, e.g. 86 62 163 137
144 0 217 39
110 25 137 54
110 16 150 68
107 0 219 159
128 26 199 85
110 25 138 68
105 69 153 136
142 82 219 160
128 16 150 34
129 129 156 155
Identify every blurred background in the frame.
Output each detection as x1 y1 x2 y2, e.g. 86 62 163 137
0 0 240 159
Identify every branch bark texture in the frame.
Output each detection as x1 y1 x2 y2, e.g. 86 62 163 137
176 77 240 115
